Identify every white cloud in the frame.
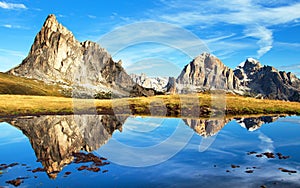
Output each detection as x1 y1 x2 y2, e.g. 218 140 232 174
277 63 300 77
200 33 255 61
88 15 96 19
98 21 209 74
204 33 236 43
3 24 12 28
244 26 273 58
2 24 22 29
258 131 274 152
126 62 162 72
276 41 300 49
252 0 294 7
149 0 300 59
0 1 27 10
0 48 26 58
156 0 300 26
57 14 66 18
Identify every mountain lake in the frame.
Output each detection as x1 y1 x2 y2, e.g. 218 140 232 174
0 114 300 187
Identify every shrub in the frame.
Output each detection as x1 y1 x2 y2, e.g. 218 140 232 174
94 91 112 99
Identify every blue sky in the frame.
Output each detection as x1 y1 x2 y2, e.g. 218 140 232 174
1 0 300 77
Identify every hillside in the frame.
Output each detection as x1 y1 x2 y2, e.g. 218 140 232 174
7 14 155 98
0 72 66 96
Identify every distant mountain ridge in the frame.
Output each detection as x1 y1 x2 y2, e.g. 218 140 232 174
130 54 300 101
234 58 300 101
130 73 168 92
6 14 300 101
175 54 300 101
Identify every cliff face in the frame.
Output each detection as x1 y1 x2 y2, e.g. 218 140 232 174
176 53 240 93
8 114 126 178
175 54 300 101
234 58 300 101
166 77 177 94
7 14 151 98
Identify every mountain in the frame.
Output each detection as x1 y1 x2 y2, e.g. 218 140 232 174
4 14 300 101
174 54 300 101
7 114 126 178
130 73 168 92
7 14 155 98
234 58 300 101
176 53 240 93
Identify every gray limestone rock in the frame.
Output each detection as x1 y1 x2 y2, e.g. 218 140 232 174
7 14 151 98
234 58 300 101
176 53 240 93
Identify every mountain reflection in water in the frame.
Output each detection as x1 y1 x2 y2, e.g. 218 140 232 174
183 115 279 137
5 115 126 178
2 114 282 178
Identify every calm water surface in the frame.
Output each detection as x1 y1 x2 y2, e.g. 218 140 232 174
0 115 300 187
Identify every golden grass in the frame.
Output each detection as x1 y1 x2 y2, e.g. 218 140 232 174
225 94 300 115
0 93 300 117
0 95 111 116
0 72 65 96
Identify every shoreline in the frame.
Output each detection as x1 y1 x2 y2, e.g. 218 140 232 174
1 94 300 118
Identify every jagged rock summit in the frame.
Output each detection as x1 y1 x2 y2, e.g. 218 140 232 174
234 58 300 101
128 53 300 101
176 53 240 93
9 14 84 83
7 14 154 98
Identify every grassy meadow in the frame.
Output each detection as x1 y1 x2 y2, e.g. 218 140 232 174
1 93 300 118
0 72 65 96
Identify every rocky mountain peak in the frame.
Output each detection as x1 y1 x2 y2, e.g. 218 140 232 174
37 14 76 47
193 53 223 68
5 14 300 101
245 57 261 65
7 14 155 98
198 52 211 57
44 14 59 29
176 52 240 92
234 58 300 101
240 58 262 72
